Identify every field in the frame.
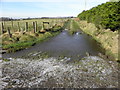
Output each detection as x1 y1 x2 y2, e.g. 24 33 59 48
0 18 67 34
0 18 69 53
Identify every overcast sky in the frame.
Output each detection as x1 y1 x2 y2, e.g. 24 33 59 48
0 0 109 18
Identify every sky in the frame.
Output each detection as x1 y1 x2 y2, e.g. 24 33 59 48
0 0 109 18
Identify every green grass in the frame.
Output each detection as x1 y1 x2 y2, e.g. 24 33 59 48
2 19 69 53
3 40 35 52
68 20 81 35
2 31 60 53
77 20 119 61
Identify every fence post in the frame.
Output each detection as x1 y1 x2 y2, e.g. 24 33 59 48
3 21 6 30
25 22 28 32
1 22 4 34
33 22 37 33
35 21 37 32
7 27 12 38
33 22 35 33
18 22 20 32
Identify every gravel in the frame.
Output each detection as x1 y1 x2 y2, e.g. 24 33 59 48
0 54 119 89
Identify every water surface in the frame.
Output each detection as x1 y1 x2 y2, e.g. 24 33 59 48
2 30 102 60
1 30 119 89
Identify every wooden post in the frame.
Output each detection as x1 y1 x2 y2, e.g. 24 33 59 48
18 22 20 32
7 27 12 38
33 21 37 33
33 22 35 33
25 22 28 32
35 21 37 32
3 21 6 30
1 22 4 34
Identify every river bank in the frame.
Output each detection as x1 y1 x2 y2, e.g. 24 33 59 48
2 30 102 59
76 20 118 62
1 21 69 53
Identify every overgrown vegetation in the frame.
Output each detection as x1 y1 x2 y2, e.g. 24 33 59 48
1 19 69 53
66 19 81 35
1 30 60 53
77 21 118 61
109 0 120 2
78 1 120 31
70 20 81 34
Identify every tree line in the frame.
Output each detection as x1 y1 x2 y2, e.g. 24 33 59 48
0 16 74 21
78 1 120 31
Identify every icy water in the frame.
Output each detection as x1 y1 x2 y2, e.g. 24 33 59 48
0 30 119 89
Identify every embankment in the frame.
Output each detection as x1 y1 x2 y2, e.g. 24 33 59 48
76 20 118 61
1 21 69 53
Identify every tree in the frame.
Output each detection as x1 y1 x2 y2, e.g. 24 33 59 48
77 1 120 31
109 0 120 2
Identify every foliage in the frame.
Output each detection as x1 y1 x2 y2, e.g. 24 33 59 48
69 20 81 35
78 1 120 31
109 0 120 2
78 21 118 61
2 19 69 53
2 32 56 53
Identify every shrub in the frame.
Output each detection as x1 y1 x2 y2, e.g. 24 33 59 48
78 1 120 31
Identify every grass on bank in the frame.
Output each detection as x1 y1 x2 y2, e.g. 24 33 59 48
67 19 81 35
2 32 59 53
76 20 118 61
1 21 68 53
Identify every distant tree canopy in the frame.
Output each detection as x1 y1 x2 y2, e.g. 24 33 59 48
0 17 13 21
109 0 120 2
78 1 120 31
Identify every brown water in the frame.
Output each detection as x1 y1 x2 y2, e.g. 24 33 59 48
2 30 102 60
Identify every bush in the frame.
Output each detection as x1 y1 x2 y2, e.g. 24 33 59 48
78 1 120 31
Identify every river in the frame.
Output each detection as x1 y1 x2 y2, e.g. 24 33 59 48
0 30 118 89
2 30 102 60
